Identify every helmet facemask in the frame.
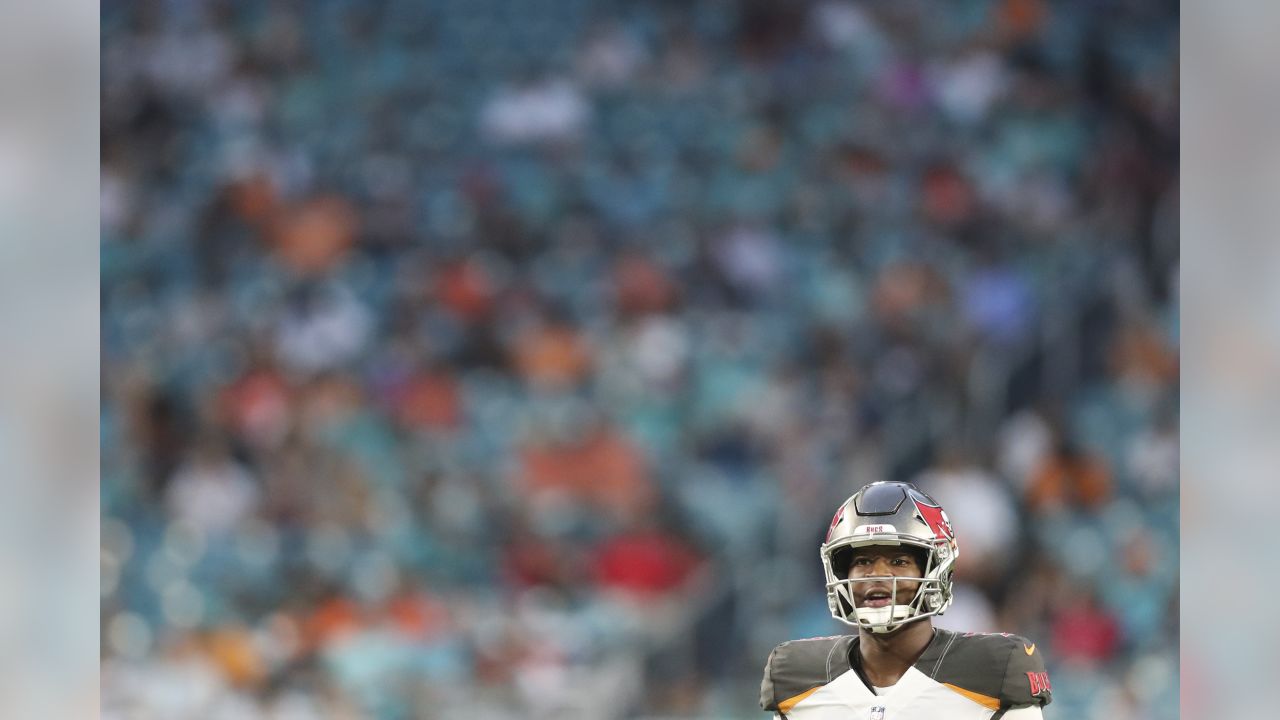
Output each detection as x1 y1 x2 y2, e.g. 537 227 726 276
821 535 956 633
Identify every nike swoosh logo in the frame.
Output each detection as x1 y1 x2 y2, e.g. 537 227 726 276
1024 644 1036 655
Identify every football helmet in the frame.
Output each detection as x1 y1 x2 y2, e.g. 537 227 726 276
821 481 958 633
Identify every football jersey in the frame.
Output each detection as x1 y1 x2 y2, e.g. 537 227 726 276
760 629 1052 719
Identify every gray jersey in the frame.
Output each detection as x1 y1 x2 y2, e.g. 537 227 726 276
760 629 1052 719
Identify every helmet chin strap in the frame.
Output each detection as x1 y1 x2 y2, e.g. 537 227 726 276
855 603 918 633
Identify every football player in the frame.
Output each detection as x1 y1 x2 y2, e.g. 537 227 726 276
761 481 1052 719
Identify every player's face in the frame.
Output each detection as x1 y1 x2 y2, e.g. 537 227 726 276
847 546 923 609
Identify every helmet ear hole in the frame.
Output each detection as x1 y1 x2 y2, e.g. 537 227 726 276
838 593 854 617
831 547 852 579
909 546 929 573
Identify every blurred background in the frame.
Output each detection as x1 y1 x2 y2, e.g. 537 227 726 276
100 0 1178 718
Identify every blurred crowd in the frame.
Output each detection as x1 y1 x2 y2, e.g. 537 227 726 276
101 0 1178 718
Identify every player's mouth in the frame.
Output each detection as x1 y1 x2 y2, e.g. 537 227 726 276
862 590 894 608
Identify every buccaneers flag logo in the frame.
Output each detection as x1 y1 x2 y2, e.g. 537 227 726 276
911 497 954 542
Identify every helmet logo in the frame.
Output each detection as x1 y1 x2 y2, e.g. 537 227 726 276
825 505 846 542
912 498 954 542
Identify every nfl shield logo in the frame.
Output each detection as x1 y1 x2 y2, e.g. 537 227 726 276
869 706 885 720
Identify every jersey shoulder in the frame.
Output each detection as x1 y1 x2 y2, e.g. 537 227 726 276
760 635 856 711
916 630 1052 709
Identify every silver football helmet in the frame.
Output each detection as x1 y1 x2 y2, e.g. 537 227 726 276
821 481 958 633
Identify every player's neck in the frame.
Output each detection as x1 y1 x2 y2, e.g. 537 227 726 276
856 621 936 688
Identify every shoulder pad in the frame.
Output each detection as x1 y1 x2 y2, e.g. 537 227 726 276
999 633 1053 707
760 636 856 711
917 631 1052 709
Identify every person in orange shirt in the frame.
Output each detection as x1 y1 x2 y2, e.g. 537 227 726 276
1025 439 1112 513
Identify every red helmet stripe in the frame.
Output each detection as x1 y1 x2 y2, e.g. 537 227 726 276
825 504 846 542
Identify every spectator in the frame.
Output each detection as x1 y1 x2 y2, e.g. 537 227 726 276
1025 438 1113 513
1050 585 1122 667
164 433 259 538
480 75 590 146
917 446 1019 587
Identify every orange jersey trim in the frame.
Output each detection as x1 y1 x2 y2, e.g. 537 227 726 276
778 686 822 713
943 683 1001 710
